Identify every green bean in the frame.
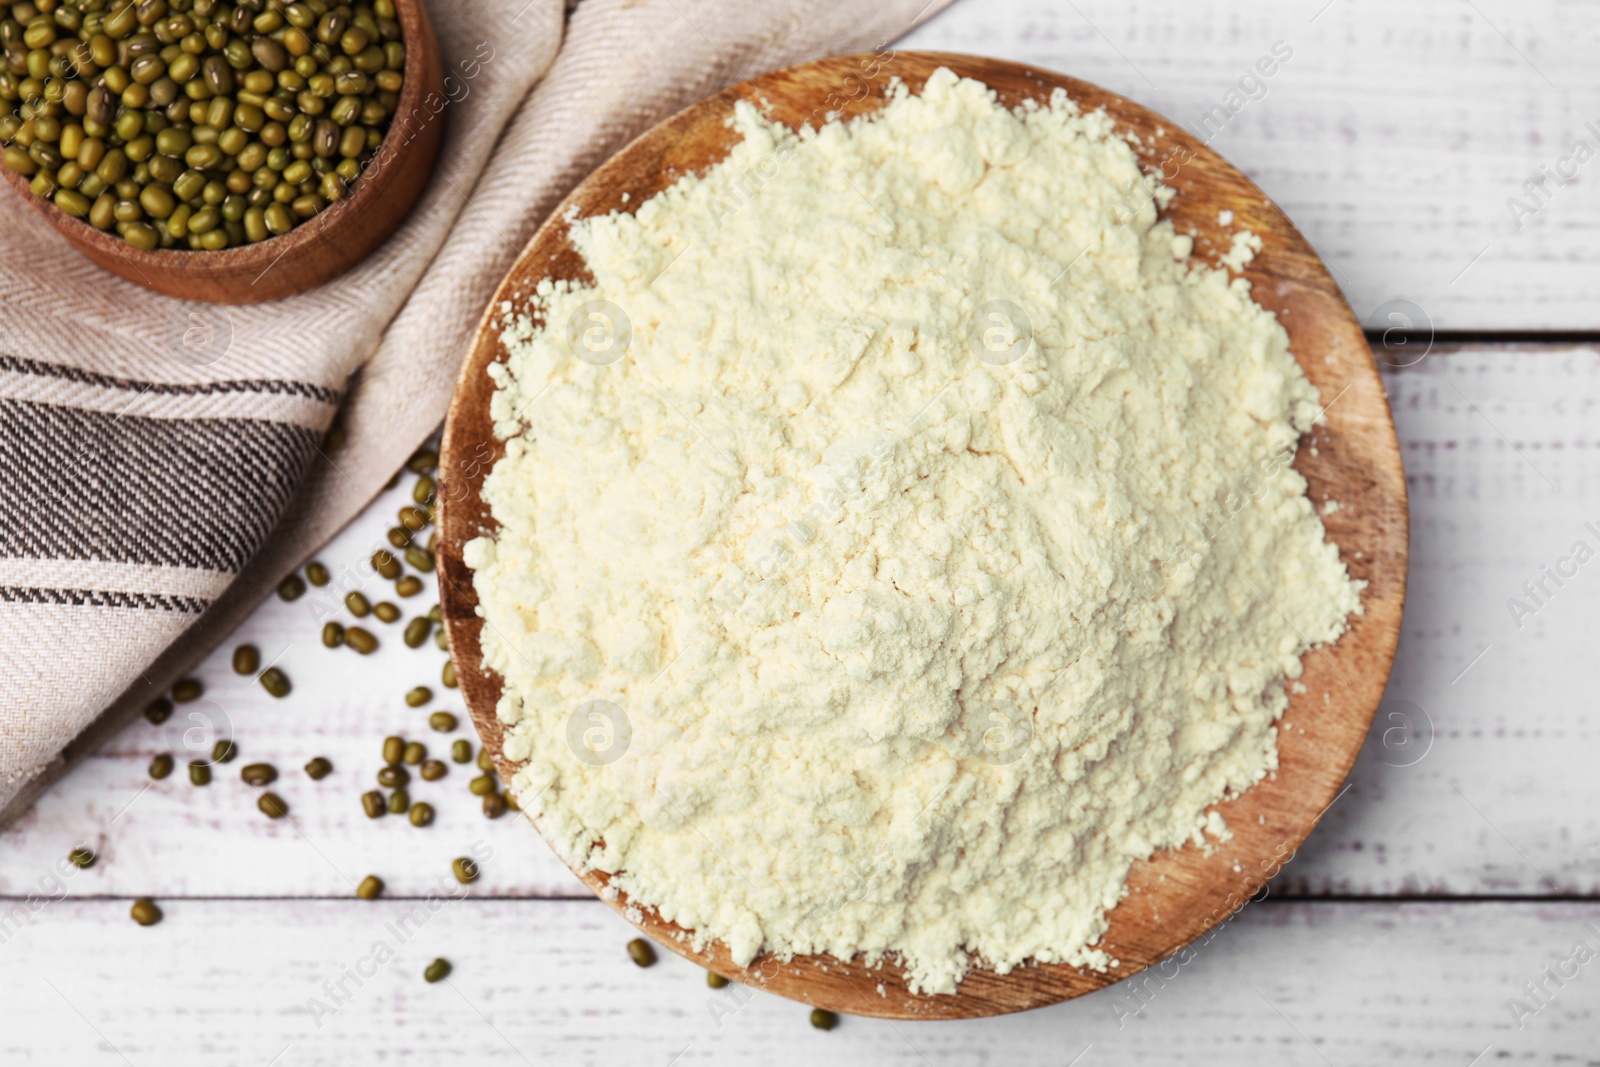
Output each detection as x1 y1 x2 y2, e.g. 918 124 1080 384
259 666 291 698
232 644 259 675
345 626 378 654
481 792 506 820
68 847 97 870
423 958 450 983
149 753 174 780
321 621 345 648
404 686 431 708
706 972 729 989
451 857 479 884
420 759 446 782
408 801 433 827
382 736 404 765
170 678 202 703
627 938 657 968
361 790 385 818
130 898 163 926
429 711 457 733
240 763 278 787
809 1009 839 1031
401 741 425 766
356 875 384 901
258 792 288 819
451 740 472 764
387 789 409 814
144 698 173 725
211 739 236 764
304 757 333 780
404 617 432 648
278 574 306 601
188 760 211 786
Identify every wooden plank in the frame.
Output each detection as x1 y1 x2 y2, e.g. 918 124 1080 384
901 0 1600 331
4 345 1598 900
0 899 1595 1063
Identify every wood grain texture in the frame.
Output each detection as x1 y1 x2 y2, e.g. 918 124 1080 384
1 899 1595 1065
435 52 1408 1019
0 0 444 304
900 0 1600 331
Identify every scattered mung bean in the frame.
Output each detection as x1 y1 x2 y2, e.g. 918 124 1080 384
377 766 408 789
278 575 305 601
211 739 236 764
240 763 278 787
395 575 423 597
423 957 450 983
374 601 401 623
404 617 432 648
361 790 386 819
419 759 446 782
345 627 378 654
259 666 291 698
809 1009 838 1031
356 875 384 901
450 740 472 764
306 562 330 587
232 644 260 675
451 857 478 884
258 792 288 819
627 938 656 968
429 711 457 732
144 698 173 725
408 801 434 827
149 753 174 780
130 899 163 927
188 761 211 787
387 789 410 814
171 678 202 703
345 592 371 617
304 757 333 780
401 741 425 766
322 622 345 648
404 686 431 707
68 847 96 870
468 774 495 797
481 792 506 820
707 972 729 989
382 736 404 765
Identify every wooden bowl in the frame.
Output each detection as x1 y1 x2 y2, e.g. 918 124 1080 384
0 0 443 304
438 52 1408 1020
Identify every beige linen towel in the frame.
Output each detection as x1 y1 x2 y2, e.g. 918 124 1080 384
0 0 952 826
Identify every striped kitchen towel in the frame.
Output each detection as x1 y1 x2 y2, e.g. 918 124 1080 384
0 0 952 826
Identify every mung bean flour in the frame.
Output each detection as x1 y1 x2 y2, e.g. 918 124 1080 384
465 68 1363 993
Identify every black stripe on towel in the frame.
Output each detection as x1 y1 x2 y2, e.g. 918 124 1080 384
0 397 321 572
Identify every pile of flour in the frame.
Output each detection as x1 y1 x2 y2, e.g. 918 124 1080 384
465 68 1362 994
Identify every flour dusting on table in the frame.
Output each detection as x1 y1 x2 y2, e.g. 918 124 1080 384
465 68 1362 994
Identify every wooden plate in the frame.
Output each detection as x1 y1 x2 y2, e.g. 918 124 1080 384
0 0 443 304
437 51 1408 1020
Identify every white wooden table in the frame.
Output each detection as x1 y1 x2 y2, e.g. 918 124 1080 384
5 1 1600 1061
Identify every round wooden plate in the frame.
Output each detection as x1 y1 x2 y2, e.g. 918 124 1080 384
437 51 1408 1020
